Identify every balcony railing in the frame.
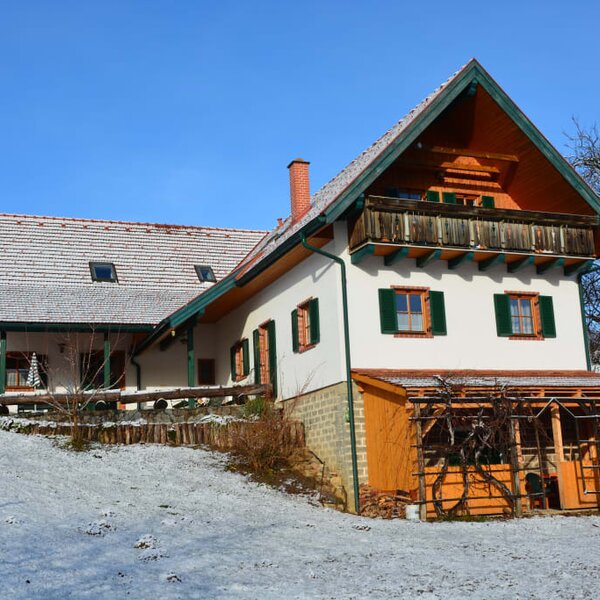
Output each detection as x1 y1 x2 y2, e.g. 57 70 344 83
349 196 598 258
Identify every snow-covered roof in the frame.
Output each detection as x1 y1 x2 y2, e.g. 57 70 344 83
0 214 266 325
235 61 472 273
354 369 600 390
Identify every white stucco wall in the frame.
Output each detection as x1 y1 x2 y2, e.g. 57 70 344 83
343 242 588 372
214 237 346 399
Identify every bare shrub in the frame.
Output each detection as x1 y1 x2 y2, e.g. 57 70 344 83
228 401 302 474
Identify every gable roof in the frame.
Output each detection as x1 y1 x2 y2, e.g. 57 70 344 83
0 213 266 327
142 59 600 344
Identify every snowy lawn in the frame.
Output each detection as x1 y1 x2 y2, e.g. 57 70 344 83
1 430 599 600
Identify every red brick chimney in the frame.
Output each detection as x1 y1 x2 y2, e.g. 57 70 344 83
288 158 311 223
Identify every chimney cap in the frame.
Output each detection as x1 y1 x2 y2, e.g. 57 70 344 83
287 157 310 169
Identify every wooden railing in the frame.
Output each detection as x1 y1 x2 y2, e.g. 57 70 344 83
349 196 597 257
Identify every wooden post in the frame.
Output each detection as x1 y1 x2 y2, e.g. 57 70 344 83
508 418 523 517
551 403 564 463
0 331 6 395
187 325 196 408
414 401 427 521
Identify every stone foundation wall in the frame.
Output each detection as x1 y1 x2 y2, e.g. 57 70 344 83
283 381 368 511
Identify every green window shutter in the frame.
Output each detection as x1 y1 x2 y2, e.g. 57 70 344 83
481 195 495 208
539 296 556 338
267 320 277 396
429 291 447 335
252 329 260 384
242 338 250 375
426 190 440 203
442 192 457 204
494 294 513 337
379 289 398 334
291 309 299 353
309 298 320 345
230 345 237 380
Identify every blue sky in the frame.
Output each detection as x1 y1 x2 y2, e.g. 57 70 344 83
0 1 598 230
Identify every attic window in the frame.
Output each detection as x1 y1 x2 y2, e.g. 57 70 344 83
195 265 216 282
89 262 118 283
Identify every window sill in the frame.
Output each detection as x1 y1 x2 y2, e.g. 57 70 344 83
234 375 248 383
394 331 433 339
508 335 544 341
298 344 317 354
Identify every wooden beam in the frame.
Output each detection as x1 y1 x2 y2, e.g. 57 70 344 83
507 256 534 273
187 325 196 408
0 384 271 407
429 146 519 163
384 247 409 266
416 249 441 269
536 257 565 274
478 254 505 271
0 331 5 395
350 243 375 265
551 403 564 463
564 260 593 277
448 251 473 270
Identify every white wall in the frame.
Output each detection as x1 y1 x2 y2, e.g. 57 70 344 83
214 234 347 399
343 240 588 371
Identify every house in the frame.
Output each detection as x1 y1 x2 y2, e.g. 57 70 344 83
2 59 600 516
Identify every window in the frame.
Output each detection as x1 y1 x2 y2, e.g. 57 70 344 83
493 293 556 339
229 340 249 381
253 320 277 396
386 188 423 201
6 353 48 390
379 288 447 336
89 262 117 283
291 298 320 352
80 351 126 390
195 265 216 282
197 359 216 385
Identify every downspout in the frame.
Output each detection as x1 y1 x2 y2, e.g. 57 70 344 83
300 233 360 514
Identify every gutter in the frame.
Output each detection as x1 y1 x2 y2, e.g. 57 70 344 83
299 232 361 515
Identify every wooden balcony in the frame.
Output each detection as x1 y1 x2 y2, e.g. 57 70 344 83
348 196 599 273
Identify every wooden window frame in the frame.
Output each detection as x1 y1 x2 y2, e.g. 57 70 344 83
505 290 543 341
5 352 48 391
232 340 247 382
297 297 316 353
258 321 270 386
391 286 433 338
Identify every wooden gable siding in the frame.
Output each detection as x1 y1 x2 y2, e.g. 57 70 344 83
365 86 595 217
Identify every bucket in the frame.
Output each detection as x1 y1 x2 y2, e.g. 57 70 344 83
405 504 420 521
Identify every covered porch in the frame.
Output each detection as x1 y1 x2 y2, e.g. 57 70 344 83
353 369 600 519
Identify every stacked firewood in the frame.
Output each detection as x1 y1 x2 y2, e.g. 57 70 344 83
359 484 413 519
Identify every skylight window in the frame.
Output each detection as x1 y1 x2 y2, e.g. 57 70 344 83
195 265 216 283
89 262 118 283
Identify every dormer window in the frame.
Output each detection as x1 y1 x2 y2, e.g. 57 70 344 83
90 262 118 283
195 265 216 282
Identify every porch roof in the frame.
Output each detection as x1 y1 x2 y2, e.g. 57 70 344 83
352 369 600 391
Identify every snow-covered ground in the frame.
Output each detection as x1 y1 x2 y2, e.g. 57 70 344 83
1 430 599 600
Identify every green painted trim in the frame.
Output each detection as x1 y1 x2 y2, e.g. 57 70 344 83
578 275 592 370
300 233 360 514
103 332 111 390
416 249 442 268
0 331 6 395
478 254 505 271
383 247 409 266
187 325 196 408
448 251 473 270
323 60 600 225
507 256 534 273
350 243 375 265
536 257 565 275
564 260 594 277
0 322 153 333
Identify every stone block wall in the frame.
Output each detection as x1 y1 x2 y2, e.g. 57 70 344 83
283 380 368 511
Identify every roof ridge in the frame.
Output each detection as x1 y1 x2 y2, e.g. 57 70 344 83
0 212 269 234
